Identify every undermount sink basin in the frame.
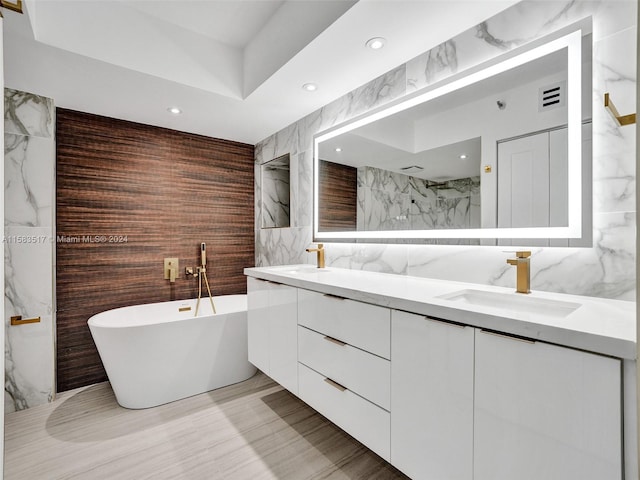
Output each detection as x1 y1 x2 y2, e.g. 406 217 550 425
438 289 581 318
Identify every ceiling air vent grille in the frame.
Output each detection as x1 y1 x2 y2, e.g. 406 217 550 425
538 81 566 112
399 165 424 174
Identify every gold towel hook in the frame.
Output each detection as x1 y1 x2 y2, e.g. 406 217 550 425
0 0 23 14
604 93 636 126
10 315 40 326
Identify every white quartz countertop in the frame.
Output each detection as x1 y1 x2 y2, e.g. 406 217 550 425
244 265 636 360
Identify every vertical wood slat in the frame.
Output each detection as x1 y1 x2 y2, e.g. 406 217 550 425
318 160 357 231
56 109 255 392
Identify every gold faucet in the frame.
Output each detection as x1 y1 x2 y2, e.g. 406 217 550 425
306 243 325 268
506 251 531 294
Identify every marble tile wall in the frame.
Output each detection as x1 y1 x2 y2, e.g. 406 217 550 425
254 0 637 301
261 155 291 229
356 166 480 231
4 88 55 412
357 167 411 231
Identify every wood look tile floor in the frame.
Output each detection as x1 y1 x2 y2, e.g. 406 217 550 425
5 373 408 480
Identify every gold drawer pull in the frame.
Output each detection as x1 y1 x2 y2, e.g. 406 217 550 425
324 335 347 347
323 293 345 300
10 315 40 326
480 329 535 344
324 378 347 392
178 306 191 312
426 315 466 328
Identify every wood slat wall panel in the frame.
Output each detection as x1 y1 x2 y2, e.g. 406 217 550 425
56 109 255 392
318 160 357 231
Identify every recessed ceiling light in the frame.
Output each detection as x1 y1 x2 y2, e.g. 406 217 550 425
459 154 468 159
302 83 318 92
335 147 342 152
167 106 182 115
365 37 386 50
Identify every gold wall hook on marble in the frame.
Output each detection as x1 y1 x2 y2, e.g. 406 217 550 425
604 93 636 126
0 0 23 14
11 315 40 326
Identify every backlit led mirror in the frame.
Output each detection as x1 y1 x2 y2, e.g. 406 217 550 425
314 25 592 246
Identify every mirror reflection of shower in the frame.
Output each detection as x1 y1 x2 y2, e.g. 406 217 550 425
195 242 216 316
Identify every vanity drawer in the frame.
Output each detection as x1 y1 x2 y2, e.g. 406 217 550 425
297 289 390 359
298 326 390 410
298 362 390 461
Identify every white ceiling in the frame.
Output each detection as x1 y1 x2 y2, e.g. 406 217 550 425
3 0 519 145
121 1 286 47
320 134 482 182
317 46 572 181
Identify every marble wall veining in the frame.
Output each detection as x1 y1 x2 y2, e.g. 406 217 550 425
261 155 291 229
4 88 55 413
254 0 637 301
356 166 480 231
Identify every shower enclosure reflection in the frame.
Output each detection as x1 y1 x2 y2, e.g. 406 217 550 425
319 136 481 232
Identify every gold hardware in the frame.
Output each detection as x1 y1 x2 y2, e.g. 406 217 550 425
324 335 347 347
194 243 216 316
185 267 194 276
178 306 191 312
506 250 531 294
306 243 325 268
194 269 216 316
323 293 345 300
10 315 40 326
604 93 636 126
164 258 179 283
324 378 347 392
480 329 535 344
425 316 466 329
484 165 492 173
0 0 23 13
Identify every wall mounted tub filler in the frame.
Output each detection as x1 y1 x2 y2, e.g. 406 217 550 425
186 243 217 316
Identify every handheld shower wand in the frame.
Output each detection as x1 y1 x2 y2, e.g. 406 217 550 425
194 242 216 316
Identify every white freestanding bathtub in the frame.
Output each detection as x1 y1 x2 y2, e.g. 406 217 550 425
88 295 256 409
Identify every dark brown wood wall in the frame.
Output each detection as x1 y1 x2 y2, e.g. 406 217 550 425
56 109 255 392
319 160 357 231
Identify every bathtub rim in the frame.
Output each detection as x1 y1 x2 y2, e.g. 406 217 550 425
88 294 247 329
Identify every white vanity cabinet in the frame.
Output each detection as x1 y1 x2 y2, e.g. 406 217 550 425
297 289 390 358
391 310 475 480
474 329 622 480
247 277 298 394
298 326 390 410
247 276 269 372
297 289 391 461
245 266 635 480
